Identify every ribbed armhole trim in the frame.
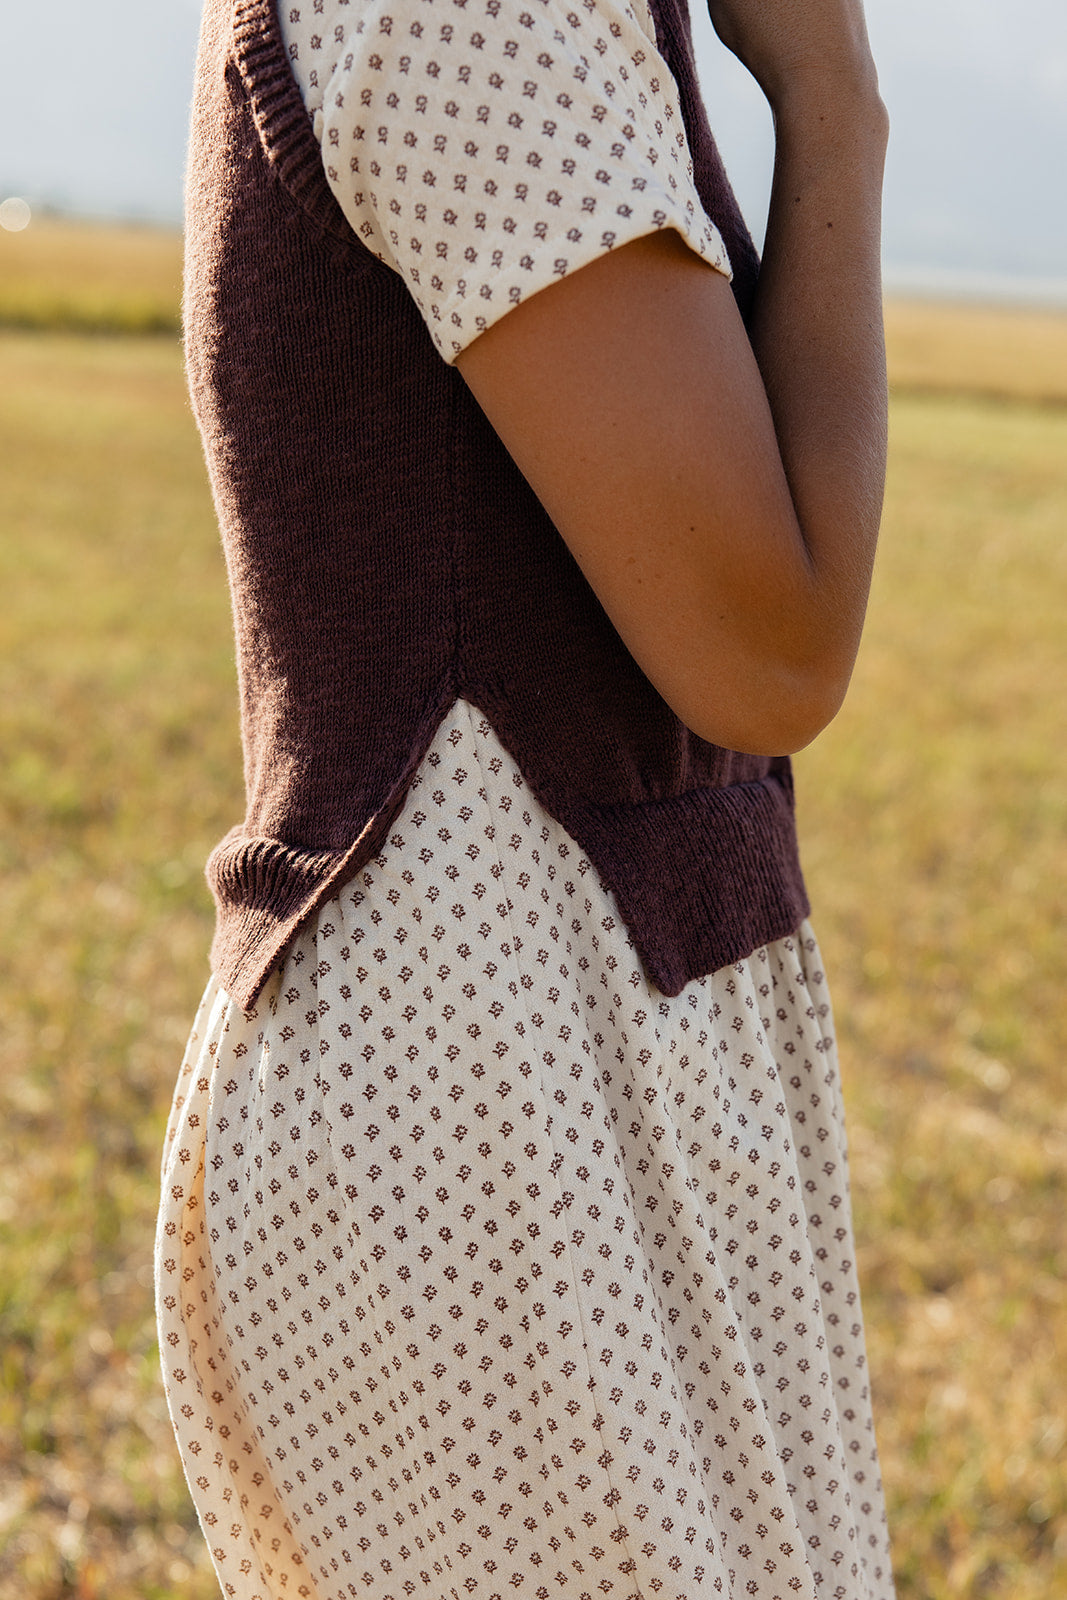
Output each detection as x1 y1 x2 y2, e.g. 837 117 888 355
232 0 371 251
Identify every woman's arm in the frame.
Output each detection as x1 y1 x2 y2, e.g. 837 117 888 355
455 0 888 757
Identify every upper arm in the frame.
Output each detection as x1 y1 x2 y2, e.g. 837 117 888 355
455 228 818 754
296 0 838 752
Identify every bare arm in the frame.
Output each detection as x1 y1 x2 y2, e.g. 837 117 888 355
456 0 889 756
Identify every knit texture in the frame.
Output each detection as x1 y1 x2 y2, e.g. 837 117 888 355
184 0 808 1012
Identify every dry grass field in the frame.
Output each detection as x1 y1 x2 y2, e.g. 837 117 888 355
1 218 1065 1598
0 218 182 335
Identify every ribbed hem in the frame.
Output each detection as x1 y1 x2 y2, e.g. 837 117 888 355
209 769 807 1013
207 806 398 1013
560 774 809 997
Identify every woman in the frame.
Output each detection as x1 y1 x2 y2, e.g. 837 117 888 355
156 0 894 1594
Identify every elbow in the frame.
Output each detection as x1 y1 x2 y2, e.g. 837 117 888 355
678 656 854 757
663 544 870 753
625 569 868 755
741 675 850 756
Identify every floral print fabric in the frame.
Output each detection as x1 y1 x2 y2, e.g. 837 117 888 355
278 0 731 357
156 700 894 1600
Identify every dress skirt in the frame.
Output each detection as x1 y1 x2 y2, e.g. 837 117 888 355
155 700 895 1600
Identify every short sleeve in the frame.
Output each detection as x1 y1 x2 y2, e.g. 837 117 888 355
304 0 732 361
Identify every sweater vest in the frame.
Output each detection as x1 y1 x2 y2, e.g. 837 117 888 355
185 0 809 1012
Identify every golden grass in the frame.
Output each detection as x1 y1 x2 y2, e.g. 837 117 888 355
0 218 182 335
795 389 1067 1596
0 230 1065 1597
0 329 235 1598
884 298 1067 406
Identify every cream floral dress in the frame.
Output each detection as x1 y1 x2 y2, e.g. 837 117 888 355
157 704 894 1600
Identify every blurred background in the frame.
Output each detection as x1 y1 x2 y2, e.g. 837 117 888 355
3 0 1067 296
1 1 1065 1597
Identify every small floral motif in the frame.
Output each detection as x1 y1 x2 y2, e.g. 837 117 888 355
156 699 894 1600
280 0 731 358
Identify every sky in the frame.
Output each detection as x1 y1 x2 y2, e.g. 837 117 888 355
2 0 1067 296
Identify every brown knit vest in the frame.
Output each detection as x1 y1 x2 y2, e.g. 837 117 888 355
185 0 809 1012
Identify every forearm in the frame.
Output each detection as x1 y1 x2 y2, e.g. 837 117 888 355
746 85 890 700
